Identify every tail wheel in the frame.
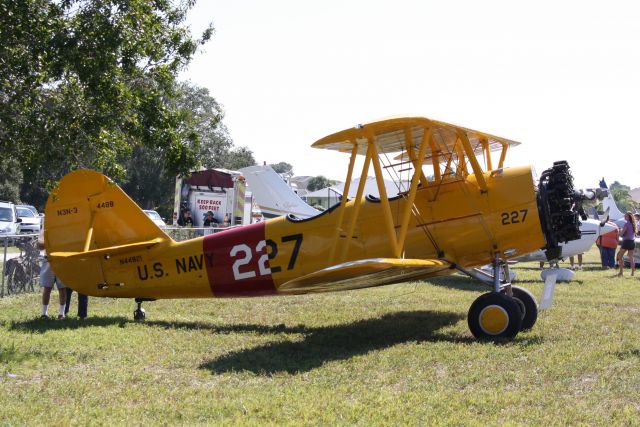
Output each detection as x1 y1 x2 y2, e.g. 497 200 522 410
468 292 523 340
133 308 146 321
509 286 538 330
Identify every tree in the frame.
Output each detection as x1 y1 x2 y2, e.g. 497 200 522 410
173 82 231 168
307 175 336 192
1 0 213 208
610 181 639 213
270 162 294 180
173 82 255 171
119 82 255 218
119 145 175 218
0 157 22 203
221 147 257 170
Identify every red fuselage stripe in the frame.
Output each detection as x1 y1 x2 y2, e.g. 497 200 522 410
202 222 277 297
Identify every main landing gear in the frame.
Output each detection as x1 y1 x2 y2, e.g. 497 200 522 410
133 298 155 321
468 292 522 339
460 255 539 340
463 160 580 340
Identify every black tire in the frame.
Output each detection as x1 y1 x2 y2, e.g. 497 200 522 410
510 286 538 331
468 292 523 340
133 308 146 321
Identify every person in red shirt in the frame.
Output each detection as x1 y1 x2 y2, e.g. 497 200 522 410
596 220 619 269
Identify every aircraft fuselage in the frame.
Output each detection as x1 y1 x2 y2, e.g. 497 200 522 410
52 166 545 298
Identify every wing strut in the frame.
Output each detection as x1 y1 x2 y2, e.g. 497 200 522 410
498 143 508 168
481 137 493 171
396 127 432 257
329 143 358 263
338 144 372 262
458 130 488 192
315 117 520 263
369 132 400 258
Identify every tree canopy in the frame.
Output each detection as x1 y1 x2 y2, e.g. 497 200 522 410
0 157 22 202
1 0 255 213
610 181 639 212
119 82 256 218
307 175 337 192
270 162 294 179
1 0 212 206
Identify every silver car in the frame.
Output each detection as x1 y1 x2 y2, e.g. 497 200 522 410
16 206 41 234
143 210 167 228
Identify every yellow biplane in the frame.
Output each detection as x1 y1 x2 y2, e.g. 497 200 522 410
44 117 584 339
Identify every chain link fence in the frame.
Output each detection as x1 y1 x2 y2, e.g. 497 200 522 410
163 226 234 242
1 234 40 297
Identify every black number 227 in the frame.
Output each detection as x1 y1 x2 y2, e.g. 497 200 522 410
501 209 528 225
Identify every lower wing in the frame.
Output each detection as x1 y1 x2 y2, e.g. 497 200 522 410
277 258 452 294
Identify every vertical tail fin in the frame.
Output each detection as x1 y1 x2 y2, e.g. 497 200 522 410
599 179 625 221
44 169 170 255
239 165 319 218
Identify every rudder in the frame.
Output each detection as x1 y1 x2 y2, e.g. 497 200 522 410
44 169 170 255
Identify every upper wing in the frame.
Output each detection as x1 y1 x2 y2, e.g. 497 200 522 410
311 116 520 156
277 258 452 294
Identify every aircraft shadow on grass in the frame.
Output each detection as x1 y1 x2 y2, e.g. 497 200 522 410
420 275 568 290
613 349 640 360
510 279 585 285
6 317 309 335
7 316 131 332
423 275 483 292
198 310 545 375
8 310 466 373
8 310 544 375
427 275 586 288
200 310 468 375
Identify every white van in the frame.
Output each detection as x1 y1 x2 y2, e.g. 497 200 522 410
0 201 21 236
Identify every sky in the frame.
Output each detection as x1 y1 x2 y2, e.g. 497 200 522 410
182 0 640 190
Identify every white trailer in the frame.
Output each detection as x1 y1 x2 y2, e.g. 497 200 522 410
173 169 251 227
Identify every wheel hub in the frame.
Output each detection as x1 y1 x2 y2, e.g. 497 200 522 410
479 305 509 335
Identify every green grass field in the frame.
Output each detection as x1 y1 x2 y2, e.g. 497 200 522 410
1 247 639 425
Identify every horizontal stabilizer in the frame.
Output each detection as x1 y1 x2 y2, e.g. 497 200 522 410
278 258 451 294
49 238 163 260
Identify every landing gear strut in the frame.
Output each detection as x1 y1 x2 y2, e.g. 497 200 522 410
459 254 529 340
461 161 581 340
133 298 150 321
